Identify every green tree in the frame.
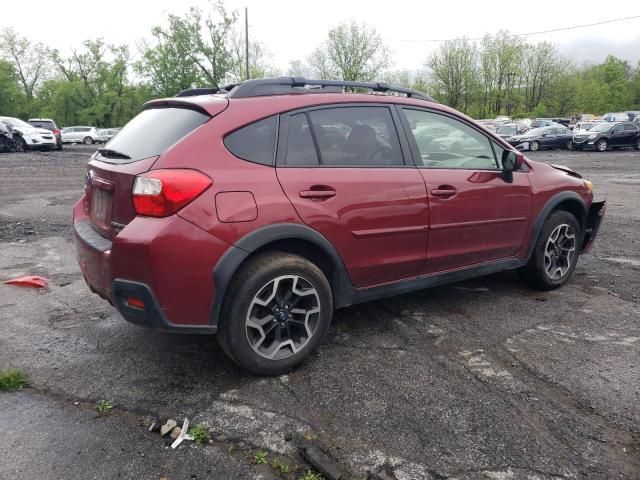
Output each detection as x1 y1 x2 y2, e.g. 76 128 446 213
139 1 237 92
309 21 391 81
0 28 50 115
427 38 478 113
48 39 149 127
0 60 25 116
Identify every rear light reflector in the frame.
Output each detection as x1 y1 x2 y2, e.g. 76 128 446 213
132 169 212 217
126 297 145 309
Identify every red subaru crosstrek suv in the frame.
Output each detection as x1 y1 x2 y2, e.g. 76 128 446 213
73 78 605 375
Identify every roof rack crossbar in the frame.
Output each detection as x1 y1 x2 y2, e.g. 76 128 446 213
226 77 436 102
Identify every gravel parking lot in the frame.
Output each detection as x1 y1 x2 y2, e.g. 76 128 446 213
0 145 638 480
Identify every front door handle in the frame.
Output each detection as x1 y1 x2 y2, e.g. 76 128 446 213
299 186 336 199
431 186 457 198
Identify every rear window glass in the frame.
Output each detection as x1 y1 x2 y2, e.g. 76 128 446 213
29 121 55 130
224 116 277 166
101 107 209 163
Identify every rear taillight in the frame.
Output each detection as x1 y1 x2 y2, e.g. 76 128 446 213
132 169 212 217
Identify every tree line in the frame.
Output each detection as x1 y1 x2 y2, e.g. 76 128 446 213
1 1 639 127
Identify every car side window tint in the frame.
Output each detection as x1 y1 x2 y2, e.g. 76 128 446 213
306 106 403 167
624 124 638 131
612 125 624 133
224 115 277 166
283 113 319 166
403 108 499 169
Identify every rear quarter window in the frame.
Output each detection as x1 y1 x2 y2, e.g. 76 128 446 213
224 116 277 166
100 107 210 163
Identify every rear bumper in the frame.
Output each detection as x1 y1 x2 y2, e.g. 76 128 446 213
73 197 232 331
111 279 216 334
581 200 606 252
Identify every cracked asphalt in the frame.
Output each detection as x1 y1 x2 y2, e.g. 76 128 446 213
0 145 638 480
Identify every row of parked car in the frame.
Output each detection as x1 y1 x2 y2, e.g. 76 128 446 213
0 116 119 153
476 114 640 152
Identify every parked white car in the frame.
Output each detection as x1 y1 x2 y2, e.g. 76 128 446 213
99 128 120 143
60 126 101 144
0 116 58 151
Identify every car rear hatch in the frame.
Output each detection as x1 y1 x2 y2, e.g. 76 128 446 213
84 98 228 239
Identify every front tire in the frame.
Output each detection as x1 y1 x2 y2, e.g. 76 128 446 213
217 252 333 375
520 210 581 290
529 141 540 151
83 136 94 145
595 139 607 151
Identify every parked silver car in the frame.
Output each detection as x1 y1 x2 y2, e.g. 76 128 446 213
60 126 101 144
99 128 120 143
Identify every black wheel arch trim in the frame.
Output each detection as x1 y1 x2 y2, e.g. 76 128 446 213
210 223 353 326
525 191 588 261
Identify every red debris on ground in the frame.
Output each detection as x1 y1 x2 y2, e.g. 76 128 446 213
2 276 48 288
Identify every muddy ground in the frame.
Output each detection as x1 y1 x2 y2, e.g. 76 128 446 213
0 145 638 480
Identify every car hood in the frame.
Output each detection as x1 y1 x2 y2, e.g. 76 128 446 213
550 163 582 179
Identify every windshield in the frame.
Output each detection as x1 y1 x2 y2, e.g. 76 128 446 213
591 123 612 133
100 107 209 163
0 117 32 129
497 125 516 135
524 127 546 137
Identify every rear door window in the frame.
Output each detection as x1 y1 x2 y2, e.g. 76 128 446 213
307 106 403 167
100 107 209 163
224 116 277 166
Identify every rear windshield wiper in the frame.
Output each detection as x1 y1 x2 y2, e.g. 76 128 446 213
98 148 131 159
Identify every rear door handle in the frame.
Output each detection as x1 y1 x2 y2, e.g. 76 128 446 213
299 187 336 199
431 187 457 198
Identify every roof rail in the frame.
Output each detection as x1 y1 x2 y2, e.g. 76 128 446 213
226 77 436 102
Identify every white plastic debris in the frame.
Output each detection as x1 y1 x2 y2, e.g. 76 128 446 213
171 418 193 449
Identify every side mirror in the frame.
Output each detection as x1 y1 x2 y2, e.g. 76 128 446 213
501 150 524 183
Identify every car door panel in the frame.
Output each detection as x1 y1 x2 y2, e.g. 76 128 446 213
276 105 429 288
399 107 533 274
419 169 531 273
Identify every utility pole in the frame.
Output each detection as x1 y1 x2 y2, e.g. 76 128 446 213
245 7 249 80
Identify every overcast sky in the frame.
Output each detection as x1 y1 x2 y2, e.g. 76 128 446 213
2 0 639 72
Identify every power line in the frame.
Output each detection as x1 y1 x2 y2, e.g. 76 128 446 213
398 14 640 43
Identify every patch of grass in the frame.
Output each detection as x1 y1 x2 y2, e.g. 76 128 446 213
0 369 28 392
96 399 114 413
254 450 268 464
271 458 291 474
298 471 323 480
189 423 210 444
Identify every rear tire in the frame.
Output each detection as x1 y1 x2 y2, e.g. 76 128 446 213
217 252 333 375
83 136 94 145
519 210 581 291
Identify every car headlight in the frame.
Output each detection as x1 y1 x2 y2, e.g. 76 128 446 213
584 180 593 193
588 134 597 139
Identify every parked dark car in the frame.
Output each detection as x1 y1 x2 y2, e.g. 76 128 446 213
73 77 604 375
572 122 640 151
495 122 528 140
530 118 558 129
28 118 63 150
508 126 573 151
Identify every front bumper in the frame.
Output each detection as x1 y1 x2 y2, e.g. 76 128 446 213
581 200 606 252
25 136 57 149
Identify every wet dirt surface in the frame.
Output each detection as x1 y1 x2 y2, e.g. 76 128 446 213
0 145 638 479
